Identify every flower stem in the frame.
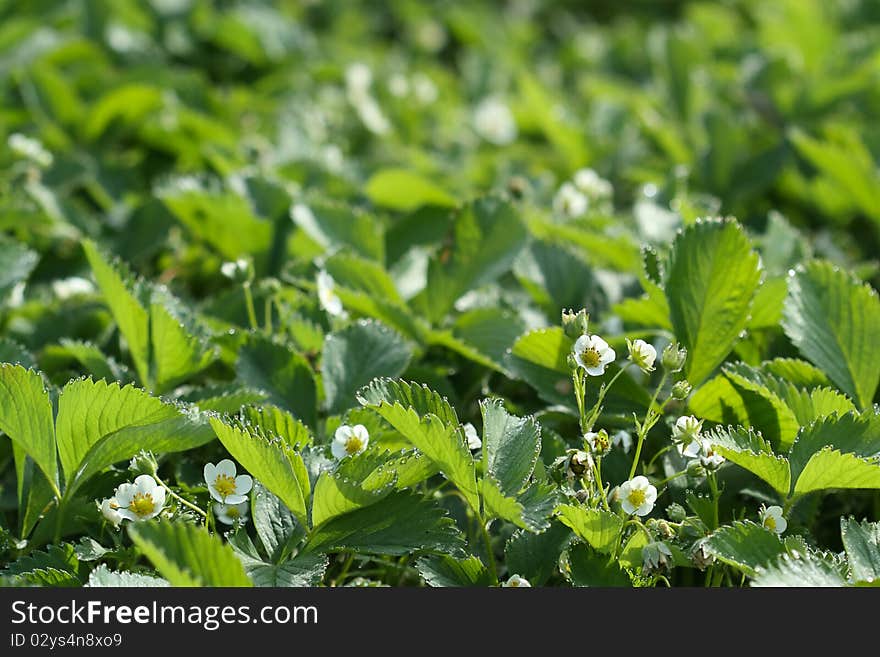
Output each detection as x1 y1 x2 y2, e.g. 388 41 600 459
154 474 207 519
264 296 274 333
242 282 259 331
594 458 610 511
478 515 499 585
707 472 720 530
629 372 668 479
654 469 688 487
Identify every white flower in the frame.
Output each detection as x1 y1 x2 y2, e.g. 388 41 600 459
355 96 391 135
463 423 482 450
52 277 95 300
760 505 787 534
220 258 251 282
612 430 633 453
345 62 373 100
214 501 250 525
316 270 345 317
584 430 610 456
473 97 517 145
573 168 613 199
572 334 616 376
618 476 657 516
7 282 25 308
332 424 370 459
8 133 53 167
204 459 253 504
672 416 703 458
388 73 410 98
552 182 588 218
627 338 657 373
114 475 166 522
698 438 725 471
412 73 438 104
99 497 123 528
502 574 531 587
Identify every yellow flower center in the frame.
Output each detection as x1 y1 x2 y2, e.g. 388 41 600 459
764 516 776 531
129 493 155 518
508 579 521 587
345 436 364 455
214 474 237 498
627 488 646 509
226 506 241 519
581 347 601 368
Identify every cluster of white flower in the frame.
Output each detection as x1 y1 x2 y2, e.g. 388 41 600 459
552 168 613 219
387 72 438 105
99 475 167 527
671 415 725 471
205 459 254 525
332 424 370 460
345 62 391 135
473 97 517 145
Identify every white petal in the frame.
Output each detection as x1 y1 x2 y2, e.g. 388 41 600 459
573 334 590 352
589 335 609 351
630 476 649 489
682 441 702 458
352 425 369 440
599 348 616 365
216 459 236 478
644 486 658 505
223 493 248 505
775 517 788 533
203 463 216 485
585 365 606 377
207 484 225 503
114 483 135 507
620 499 636 514
635 501 654 516
235 474 253 496
150 486 167 510
335 425 353 441
116 509 137 521
331 441 348 459
133 475 157 495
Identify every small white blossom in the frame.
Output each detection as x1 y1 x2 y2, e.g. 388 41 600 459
214 501 250 525
463 423 482 450
332 424 370 459
114 475 166 522
698 438 725 471
220 258 251 282
99 497 124 528
473 97 517 145
552 182 588 218
627 338 657 373
52 277 95 300
502 574 531 587
345 62 373 100
412 73 438 104
618 475 657 516
672 416 703 458
572 334 616 376
7 282 25 308
584 430 610 456
355 96 391 135
612 430 633 453
760 505 787 534
204 459 253 505
8 133 53 167
388 73 410 98
316 270 346 317
573 168 613 199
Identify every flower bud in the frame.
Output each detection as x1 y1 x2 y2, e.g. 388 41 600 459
686 459 707 479
666 502 687 522
661 342 687 372
690 539 716 571
566 353 579 371
568 450 592 477
221 257 254 284
128 450 158 477
671 379 692 400
562 308 590 340
584 430 611 457
642 541 673 575
627 338 657 373
646 518 676 540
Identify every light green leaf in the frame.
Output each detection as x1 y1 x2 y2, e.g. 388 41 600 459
416 555 493 587
230 534 327 587
86 564 169 587
236 334 317 427
324 252 405 305
665 218 762 386
566 544 630 587
788 413 880 483
322 320 412 414
450 308 525 370
505 327 574 407
241 405 312 451
128 521 252 587
311 458 396 528
556 504 623 554
82 239 150 386
783 260 880 409
291 196 384 262
793 448 880 495
480 477 554 532
414 197 528 323
704 521 787 576
0 364 58 493
149 302 214 393
303 492 465 556
618 529 650 569
709 426 791 495
356 379 459 426
841 517 880 584
210 417 310 526
751 552 848 587
364 168 456 212
480 398 541 496
251 481 301 563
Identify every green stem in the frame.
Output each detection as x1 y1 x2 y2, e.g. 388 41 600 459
264 296 274 333
594 458 610 511
629 372 668 479
584 364 631 432
243 283 259 331
478 515 499 585
646 444 674 470
53 496 66 544
655 469 688 487
708 473 720 530
154 474 207 519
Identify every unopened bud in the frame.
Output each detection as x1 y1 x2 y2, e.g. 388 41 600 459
584 430 611 457
661 342 687 372
666 503 687 522
686 459 707 479
671 380 692 400
562 309 590 340
128 450 158 476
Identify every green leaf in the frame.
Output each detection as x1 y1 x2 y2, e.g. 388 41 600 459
311 458 396 528
480 398 541 496
0 235 38 301
251 481 301 563
241 405 312 450
708 427 791 495
566 544 630 587
618 529 650 569
788 413 880 483
414 197 528 323
416 555 494 587
665 218 762 386
49 339 130 382
56 378 213 493
480 477 555 532
82 239 150 387
303 492 464 556
128 521 252 587
291 196 384 262
751 552 848 587
0 364 59 493
704 521 787 576
793 448 880 495
357 379 460 426
505 327 574 407
783 260 880 409
230 533 328 587
324 252 405 305
236 334 317 427
210 417 310 526
364 168 456 212
0 338 35 368
86 564 169 587
322 320 412 414
556 504 623 554
841 517 880 584
2 544 80 586
450 308 525 369
505 521 572 586
149 301 214 393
